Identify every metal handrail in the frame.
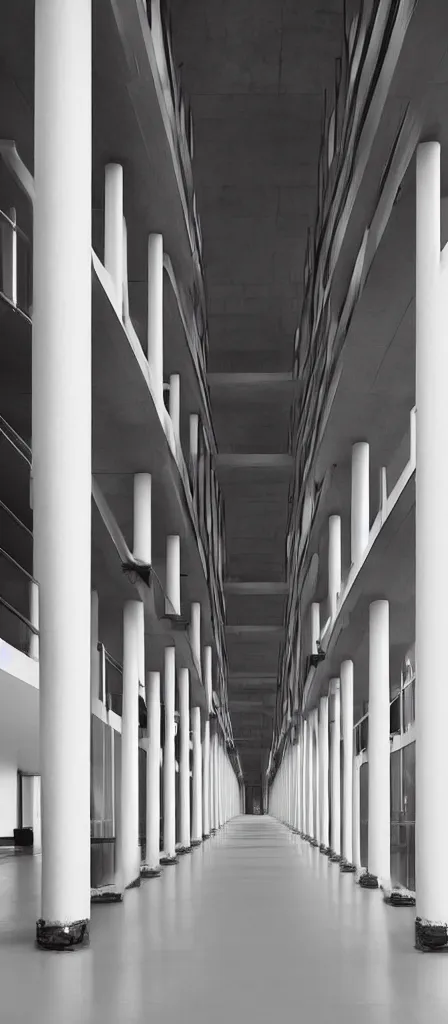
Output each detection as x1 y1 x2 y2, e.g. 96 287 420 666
0 416 32 466
0 546 36 584
0 594 39 636
0 499 32 538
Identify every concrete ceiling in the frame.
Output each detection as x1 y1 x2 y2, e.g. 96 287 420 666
172 0 344 782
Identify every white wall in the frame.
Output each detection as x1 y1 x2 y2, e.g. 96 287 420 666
0 763 18 836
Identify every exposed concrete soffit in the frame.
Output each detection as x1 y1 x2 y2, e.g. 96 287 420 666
208 372 299 387
215 453 292 468
225 625 284 635
225 581 288 595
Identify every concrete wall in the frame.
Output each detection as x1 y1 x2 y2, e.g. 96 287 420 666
0 762 17 836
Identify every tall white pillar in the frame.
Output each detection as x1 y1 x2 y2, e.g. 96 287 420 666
210 727 217 832
351 442 370 565
178 668 191 853
415 140 448 950
118 601 143 890
365 600 390 888
133 473 152 566
301 717 308 835
104 163 124 315
352 755 361 873
307 716 314 840
191 706 203 845
190 413 199 470
319 695 329 851
166 535 181 615
313 709 320 845
340 660 356 871
147 233 164 410
329 679 341 860
34 0 92 950
161 647 178 865
203 718 211 838
213 729 220 829
91 590 100 704
141 671 161 878
311 602 320 654
328 515 342 619
190 602 201 673
169 374 181 444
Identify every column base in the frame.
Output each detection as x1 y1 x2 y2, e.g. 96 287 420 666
415 918 448 952
91 885 123 904
291 827 299 834
383 887 415 907
176 845 192 855
160 854 179 866
191 838 202 847
140 865 162 879
202 833 211 841
319 843 330 855
210 828 218 835
309 838 319 847
329 851 342 863
125 875 141 890
340 860 357 873
36 918 89 951
358 871 378 889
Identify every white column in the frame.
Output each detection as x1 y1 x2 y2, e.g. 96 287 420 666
178 668 191 853
90 590 100 704
351 442 370 565
133 473 152 566
34 0 92 950
118 601 143 889
311 602 320 654
191 706 203 845
295 739 301 831
210 727 217 832
341 660 355 868
190 413 199 472
202 718 211 838
204 645 213 714
104 163 124 315
367 600 390 887
214 730 221 828
301 718 308 835
313 709 320 845
190 602 201 673
415 140 448 948
329 679 341 859
352 755 361 873
328 515 342 619
147 233 164 410
319 695 329 850
165 535 181 615
169 373 181 444
161 647 178 864
142 671 161 877
307 717 314 839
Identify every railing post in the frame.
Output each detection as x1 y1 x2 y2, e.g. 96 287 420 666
1 207 17 305
29 580 39 660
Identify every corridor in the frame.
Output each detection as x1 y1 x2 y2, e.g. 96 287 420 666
0 816 446 1022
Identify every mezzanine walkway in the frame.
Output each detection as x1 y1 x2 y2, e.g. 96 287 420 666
0 816 446 1022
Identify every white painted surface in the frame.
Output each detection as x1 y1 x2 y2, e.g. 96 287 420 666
163 648 177 858
178 668 191 849
118 601 142 888
144 672 161 871
368 600 390 886
147 233 164 410
351 442 369 565
104 163 124 316
0 764 18 836
33 0 92 928
415 139 448 927
341 660 354 864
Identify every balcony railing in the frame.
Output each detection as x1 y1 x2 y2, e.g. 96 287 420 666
0 206 32 317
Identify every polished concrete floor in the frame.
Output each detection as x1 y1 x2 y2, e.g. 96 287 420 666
0 815 447 1021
